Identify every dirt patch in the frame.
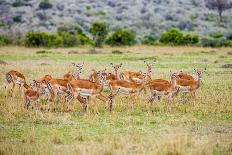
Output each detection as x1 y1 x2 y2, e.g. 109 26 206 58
36 50 53 54
86 49 103 54
0 60 8 65
68 51 79 54
222 64 232 68
40 63 51 66
112 50 123 55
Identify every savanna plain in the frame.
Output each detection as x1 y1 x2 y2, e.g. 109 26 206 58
0 46 232 155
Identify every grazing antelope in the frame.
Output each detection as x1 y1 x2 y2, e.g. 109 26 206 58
147 73 180 112
175 68 207 101
5 70 27 97
66 71 108 114
106 71 148 111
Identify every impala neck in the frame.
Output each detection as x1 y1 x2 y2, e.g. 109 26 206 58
23 83 30 89
171 77 177 89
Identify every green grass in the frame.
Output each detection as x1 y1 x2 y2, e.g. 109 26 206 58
0 46 232 154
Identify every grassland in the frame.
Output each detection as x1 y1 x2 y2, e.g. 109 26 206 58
0 46 232 155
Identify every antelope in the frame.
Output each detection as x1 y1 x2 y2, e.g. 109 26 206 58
5 70 27 97
177 71 194 80
106 71 148 111
42 77 87 111
24 83 45 111
65 71 108 114
119 61 154 83
175 68 207 101
147 73 180 112
89 69 117 87
110 63 122 79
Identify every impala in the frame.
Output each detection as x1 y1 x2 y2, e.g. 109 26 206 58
119 61 154 83
5 70 27 97
65 71 108 113
24 83 45 111
42 76 88 111
175 68 207 101
110 63 122 79
89 69 117 86
106 71 147 111
177 71 194 80
147 73 179 112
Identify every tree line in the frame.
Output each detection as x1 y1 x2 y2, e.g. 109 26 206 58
0 22 231 48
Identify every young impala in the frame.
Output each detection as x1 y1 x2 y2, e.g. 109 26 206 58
106 71 147 111
110 63 122 79
24 83 45 111
147 73 179 111
175 68 207 102
5 70 27 97
65 71 108 114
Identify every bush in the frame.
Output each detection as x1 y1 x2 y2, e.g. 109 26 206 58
141 35 157 45
39 0 52 10
89 22 109 47
106 28 136 46
24 32 49 47
12 16 22 23
58 32 78 47
0 35 11 46
112 50 123 54
200 37 227 47
160 29 199 45
57 25 83 35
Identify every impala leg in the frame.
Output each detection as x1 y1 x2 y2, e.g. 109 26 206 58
48 93 55 112
91 96 99 114
148 93 157 113
11 82 16 97
190 91 196 105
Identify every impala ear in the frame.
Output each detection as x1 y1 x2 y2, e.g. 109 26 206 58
119 63 122 67
204 68 207 71
194 68 196 71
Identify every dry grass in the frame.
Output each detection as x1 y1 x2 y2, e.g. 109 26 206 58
0 46 232 155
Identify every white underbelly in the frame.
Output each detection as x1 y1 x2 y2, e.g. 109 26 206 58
178 86 190 93
131 78 142 83
118 87 132 95
77 88 93 97
152 90 168 96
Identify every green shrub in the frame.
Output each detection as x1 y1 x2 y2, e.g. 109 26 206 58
89 22 109 47
106 28 136 46
160 29 199 45
141 35 157 45
12 16 22 23
59 32 79 47
200 37 227 47
57 25 83 35
78 34 94 45
39 0 52 10
25 32 49 47
0 35 11 46
47 34 63 47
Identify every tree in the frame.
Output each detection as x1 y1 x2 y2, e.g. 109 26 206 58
205 0 232 22
89 22 109 48
106 28 136 46
39 0 52 10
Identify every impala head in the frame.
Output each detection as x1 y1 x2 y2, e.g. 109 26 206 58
96 71 108 85
144 60 155 76
194 68 207 78
72 62 84 69
110 63 122 72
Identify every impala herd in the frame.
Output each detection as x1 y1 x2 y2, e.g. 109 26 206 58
5 61 207 113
